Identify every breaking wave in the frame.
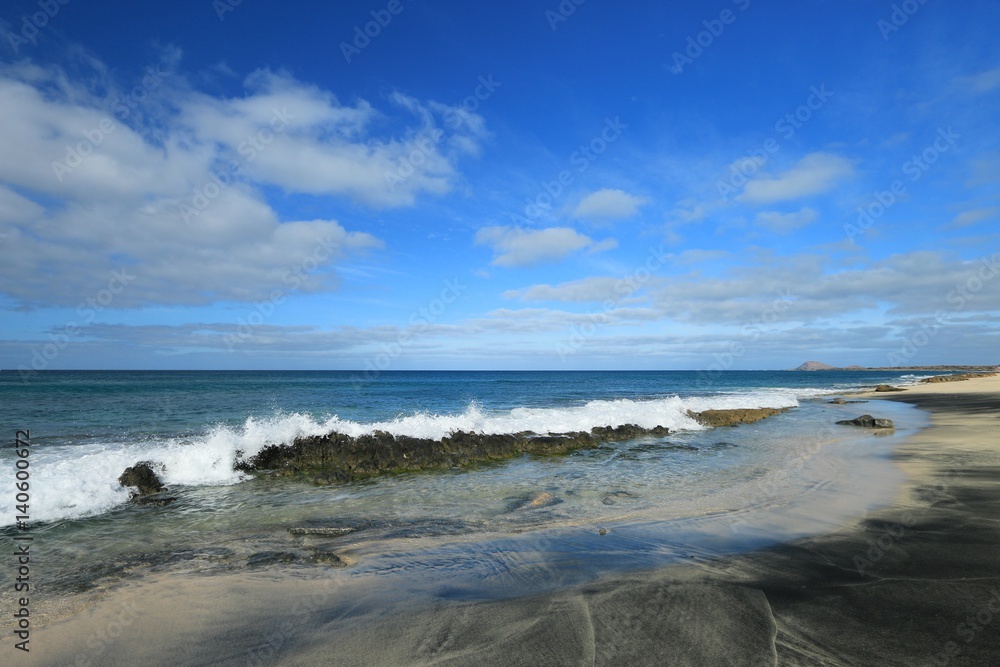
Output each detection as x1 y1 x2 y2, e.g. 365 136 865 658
0 392 800 527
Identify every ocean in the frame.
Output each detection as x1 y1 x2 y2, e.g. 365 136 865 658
1 370 935 601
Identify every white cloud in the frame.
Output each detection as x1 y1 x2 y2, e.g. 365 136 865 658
588 237 620 254
754 207 818 233
949 207 998 228
650 250 1000 325
738 153 853 204
0 58 488 307
0 185 44 223
503 277 625 302
2 188 383 308
956 66 1000 94
474 226 615 267
572 188 648 220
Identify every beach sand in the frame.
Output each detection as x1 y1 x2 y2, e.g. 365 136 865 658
14 375 1000 666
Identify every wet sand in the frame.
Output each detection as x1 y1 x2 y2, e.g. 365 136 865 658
15 374 1000 665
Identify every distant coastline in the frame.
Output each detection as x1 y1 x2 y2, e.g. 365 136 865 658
792 360 999 372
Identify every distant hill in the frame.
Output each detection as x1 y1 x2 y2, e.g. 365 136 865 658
793 361 837 371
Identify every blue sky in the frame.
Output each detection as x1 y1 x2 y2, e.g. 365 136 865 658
1 0 998 373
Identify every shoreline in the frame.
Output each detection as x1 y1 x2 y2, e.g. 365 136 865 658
12 374 1000 665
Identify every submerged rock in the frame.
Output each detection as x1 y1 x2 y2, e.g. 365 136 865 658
687 407 789 428
526 491 560 508
601 490 638 506
246 551 297 568
310 549 346 567
288 527 356 537
131 493 177 506
828 398 868 404
836 414 895 429
118 462 165 498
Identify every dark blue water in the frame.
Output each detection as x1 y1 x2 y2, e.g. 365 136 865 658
0 369 927 440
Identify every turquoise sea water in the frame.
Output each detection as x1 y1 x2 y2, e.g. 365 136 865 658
0 370 938 598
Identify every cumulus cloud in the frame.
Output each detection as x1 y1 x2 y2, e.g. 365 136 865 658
0 58 487 308
754 207 818 233
572 188 648 220
650 250 1000 325
738 153 853 204
474 226 615 267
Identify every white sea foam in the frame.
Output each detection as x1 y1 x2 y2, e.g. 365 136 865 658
0 392 799 527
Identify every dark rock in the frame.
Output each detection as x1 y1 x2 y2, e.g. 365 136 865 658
591 424 670 441
874 384 906 392
131 493 177 506
688 407 790 428
708 441 737 450
118 462 165 497
920 372 996 383
288 527 355 537
828 398 868 404
238 424 675 483
310 550 346 567
836 414 895 429
246 551 297 567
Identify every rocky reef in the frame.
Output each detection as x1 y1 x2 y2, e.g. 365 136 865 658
687 407 790 427
235 407 792 484
920 372 997 383
236 424 672 484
